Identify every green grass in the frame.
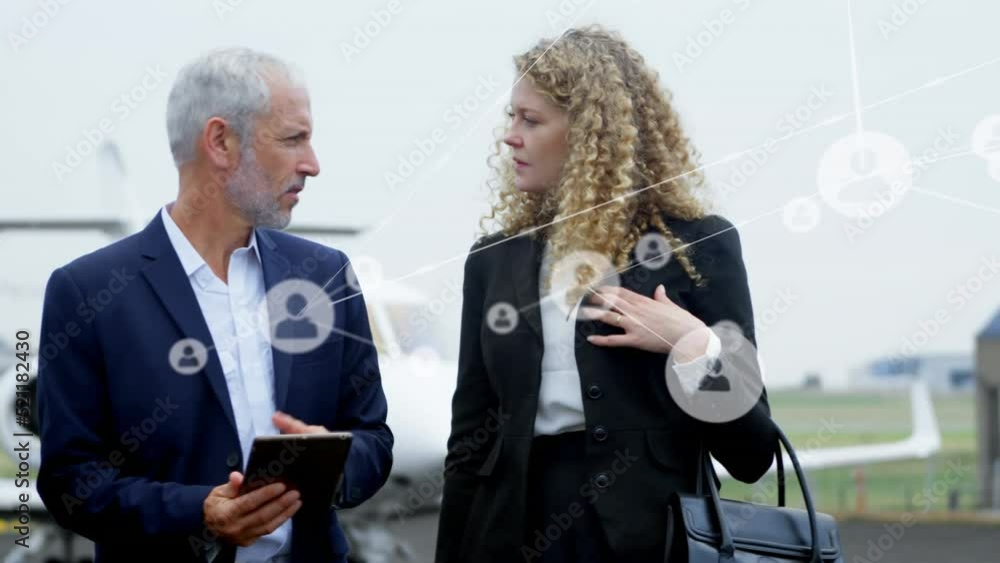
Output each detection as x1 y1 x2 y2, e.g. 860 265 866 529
0 450 19 479
6 390 981 515
722 389 981 513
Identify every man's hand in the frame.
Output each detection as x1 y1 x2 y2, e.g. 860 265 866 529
203 472 302 548
272 411 351 509
273 411 329 434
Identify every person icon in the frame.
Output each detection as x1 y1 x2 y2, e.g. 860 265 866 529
986 122 1000 155
971 118 1000 181
990 159 1000 183
569 263 600 318
635 233 671 270
168 337 207 375
851 147 879 175
575 263 597 288
494 308 512 329
642 239 661 263
783 197 820 233
838 147 889 207
177 346 200 368
347 256 383 292
487 302 519 335
275 293 319 339
697 357 731 392
697 373 731 392
547 250 621 319
266 279 336 355
818 131 913 219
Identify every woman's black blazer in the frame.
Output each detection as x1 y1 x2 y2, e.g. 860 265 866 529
434 214 778 562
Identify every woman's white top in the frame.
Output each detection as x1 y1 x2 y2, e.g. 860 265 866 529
533 242 721 436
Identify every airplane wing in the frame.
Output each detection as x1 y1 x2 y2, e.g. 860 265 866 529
285 225 363 237
0 140 366 240
0 480 47 514
0 218 130 235
713 381 941 479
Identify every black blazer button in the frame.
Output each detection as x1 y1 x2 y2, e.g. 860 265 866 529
594 472 611 489
593 426 609 442
226 451 240 469
587 385 603 399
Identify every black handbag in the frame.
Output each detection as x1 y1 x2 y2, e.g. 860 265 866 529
665 422 844 562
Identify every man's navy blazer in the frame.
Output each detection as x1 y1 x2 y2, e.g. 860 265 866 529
36 212 393 562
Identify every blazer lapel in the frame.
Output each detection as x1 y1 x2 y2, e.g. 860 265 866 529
256 229 294 412
138 213 239 438
508 233 545 344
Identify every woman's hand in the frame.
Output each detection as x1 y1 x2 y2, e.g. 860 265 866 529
584 284 712 361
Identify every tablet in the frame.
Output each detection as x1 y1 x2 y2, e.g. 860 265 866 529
239 432 353 509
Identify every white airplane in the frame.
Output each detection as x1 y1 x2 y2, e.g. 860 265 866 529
0 141 942 562
712 380 941 480
0 277 455 563
0 141 454 562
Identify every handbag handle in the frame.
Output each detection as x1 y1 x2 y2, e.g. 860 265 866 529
696 430 786 506
697 422 822 563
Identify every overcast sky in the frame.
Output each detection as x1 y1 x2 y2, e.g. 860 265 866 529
2 0 999 388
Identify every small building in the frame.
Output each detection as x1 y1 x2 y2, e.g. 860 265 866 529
849 353 974 393
976 308 1000 510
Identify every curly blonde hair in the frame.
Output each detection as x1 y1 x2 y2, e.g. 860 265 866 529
481 25 712 298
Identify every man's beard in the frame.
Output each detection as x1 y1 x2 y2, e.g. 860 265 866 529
226 147 291 229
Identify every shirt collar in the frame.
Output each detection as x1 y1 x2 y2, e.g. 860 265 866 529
160 205 260 278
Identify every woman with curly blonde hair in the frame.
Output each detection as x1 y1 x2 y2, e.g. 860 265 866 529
436 26 776 563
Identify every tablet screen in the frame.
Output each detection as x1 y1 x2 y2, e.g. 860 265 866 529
239 432 353 509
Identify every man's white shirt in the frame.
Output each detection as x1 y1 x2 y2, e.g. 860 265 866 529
161 205 291 562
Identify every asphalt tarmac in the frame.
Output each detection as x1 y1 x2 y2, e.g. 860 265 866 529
1 511 998 562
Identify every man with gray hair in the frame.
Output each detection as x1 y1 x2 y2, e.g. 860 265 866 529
36 48 393 562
